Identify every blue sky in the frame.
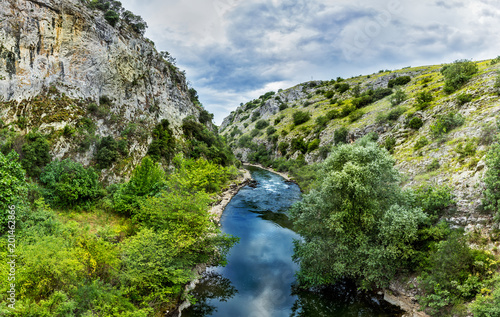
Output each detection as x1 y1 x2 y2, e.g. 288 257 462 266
119 0 500 125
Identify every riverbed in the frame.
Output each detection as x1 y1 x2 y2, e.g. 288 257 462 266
183 166 403 317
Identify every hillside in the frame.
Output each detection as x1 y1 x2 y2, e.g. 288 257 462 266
221 59 500 231
0 0 210 182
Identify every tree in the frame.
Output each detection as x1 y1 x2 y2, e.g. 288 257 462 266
21 132 51 178
0 151 27 231
290 137 426 289
441 59 478 94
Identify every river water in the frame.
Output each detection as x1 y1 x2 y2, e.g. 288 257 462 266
183 166 403 317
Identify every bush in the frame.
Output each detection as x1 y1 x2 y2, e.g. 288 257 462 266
415 185 455 219
255 119 269 130
40 159 101 207
456 93 473 105
384 136 396 154
307 139 320 152
104 10 120 26
266 126 277 135
483 142 500 219
293 111 311 125
327 109 341 120
391 87 407 106
334 127 349 145
278 142 288 155
348 110 364 122
279 103 288 111
427 159 440 172
430 112 465 138
291 137 307 154
408 116 424 129
21 132 52 178
334 82 350 93
250 129 260 137
414 137 429 150
441 59 478 94
415 91 433 110
251 112 260 122
0 151 27 231
95 136 119 169
494 71 500 95
199 109 213 124
388 76 411 88
324 90 334 98
148 119 176 163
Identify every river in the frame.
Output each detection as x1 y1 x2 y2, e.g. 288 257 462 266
183 166 403 317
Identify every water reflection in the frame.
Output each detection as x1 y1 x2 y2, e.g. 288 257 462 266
183 167 402 317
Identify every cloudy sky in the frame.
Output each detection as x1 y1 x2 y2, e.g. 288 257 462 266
120 0 500 124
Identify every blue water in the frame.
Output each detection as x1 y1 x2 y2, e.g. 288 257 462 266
183 166 402 317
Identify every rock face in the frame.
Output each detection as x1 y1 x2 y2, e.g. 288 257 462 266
0 0 201 180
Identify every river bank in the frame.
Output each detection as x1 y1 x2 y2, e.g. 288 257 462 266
171 168 253 317
243 163 294 182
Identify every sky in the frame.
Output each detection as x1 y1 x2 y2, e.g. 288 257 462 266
119 0 500 125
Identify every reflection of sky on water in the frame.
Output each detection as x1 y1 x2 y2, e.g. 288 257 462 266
184 167 402 317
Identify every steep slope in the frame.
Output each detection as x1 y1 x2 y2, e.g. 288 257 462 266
0 0 202 181
221 59 500 230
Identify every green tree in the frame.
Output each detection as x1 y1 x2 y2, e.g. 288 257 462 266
95 136 119 169
441 59 478 94
483 141 500 219
290 137 426 289
21 132 51 178
333 127 349 145
40 159 101 207
0 151 27 231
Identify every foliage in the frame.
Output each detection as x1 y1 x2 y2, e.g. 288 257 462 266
199 109 214 124
307 139 320 153
388 76 411 88
334 82 350 93
430 112 465 138
348 110 364 122
483 141 500 220
255 119 269 130
414 136 429 150
95 136 119 169
456 93 473 105
251 112 260 122
40 159 101 207
415 90 433 110
390 87 407 106
293 111 311 126
250 129 260 137
291 137 307 154
104 10 120 26
470 276 500 316
376 107 406 124
0 151 27 231
408 116 424 129
427 158 440 172
441 59 478 94
384 136 396 154
414 185 455 221
21 132 51 178
148 119 176 163
333 127 349 145
290 138 427 289
494 71 500 95
266 126 277 136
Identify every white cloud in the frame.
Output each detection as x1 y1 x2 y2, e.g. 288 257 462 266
120 0 500 124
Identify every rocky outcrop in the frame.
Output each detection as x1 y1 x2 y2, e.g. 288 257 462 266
0 0 201 180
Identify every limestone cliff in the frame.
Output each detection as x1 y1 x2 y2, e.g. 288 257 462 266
0 0 201 181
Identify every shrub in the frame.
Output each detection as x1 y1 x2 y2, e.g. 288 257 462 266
441 59 478 94
455 140 476 160
0 151 27 230
251 112 260 122
148 119 176 163
491 56 500 65
104 10 120 26
427 158 440 172
293 111 311 125
324 90 334 99
415 91 433 110
388 76 411 88
384 136 396 154
348 110 364 122
414 137 429 150
494 71 500 95
238 135 252 148
307 139 320 153
334 82 350 93
266 126 277 135
390 87 407 106
95 136 119 169
408 116 424 130
279 103 288 111
255 119 269 130
40 159 101 207
483 141 500 219
334 127 349 145
21 132 52 178
327 109 341 120
456 93 473 105
199 109 213 124
250 129 260 137
278 142 288 155
87 103 98 113
430 112 465 138
415 185 455 219
291 137 307 154
340 104 356 117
